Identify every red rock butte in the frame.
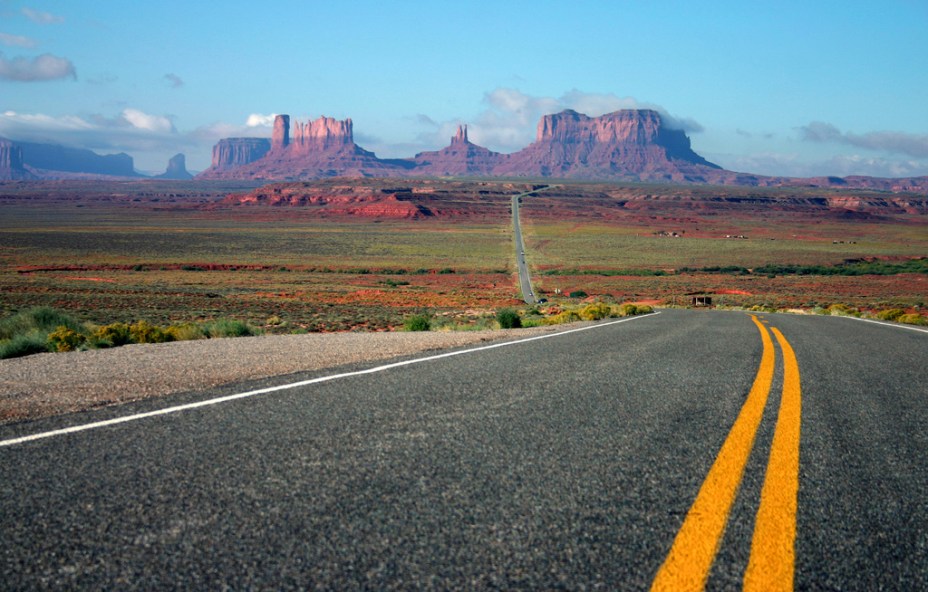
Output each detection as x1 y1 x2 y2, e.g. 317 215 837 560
272 114 355 152
192 110 928 191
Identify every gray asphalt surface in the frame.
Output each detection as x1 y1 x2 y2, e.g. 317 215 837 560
1 309 926 590
511 188 544 305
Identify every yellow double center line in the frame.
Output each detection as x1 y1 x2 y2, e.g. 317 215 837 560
651 315 802 591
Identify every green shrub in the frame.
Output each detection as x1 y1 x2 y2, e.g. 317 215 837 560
47 326 87 352
165 323 206 341
130 320 172 344
579 302 611 321
0 306 84 340
496 308 522 329
898 313 927 326
0 332 50 359
636 305 654 314
203 319 257 338
403 314 431 331
876 309 906 322
568 290 588 299
93 322 133 347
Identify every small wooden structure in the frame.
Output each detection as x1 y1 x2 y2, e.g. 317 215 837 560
690 294 713 307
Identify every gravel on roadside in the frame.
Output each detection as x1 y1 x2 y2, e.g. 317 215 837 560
0 326 566 425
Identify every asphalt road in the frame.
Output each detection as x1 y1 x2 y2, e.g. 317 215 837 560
511 187 550 304
1 310 926 590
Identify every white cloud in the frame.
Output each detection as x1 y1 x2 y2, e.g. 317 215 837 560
712 150 928 179
800 121 928 159
1 109 93 132
0 51 75 81
245 113 277 127
0 109 278 171
121 108 175 133
0 108 179 152
0 32 37 48
21 7 64 24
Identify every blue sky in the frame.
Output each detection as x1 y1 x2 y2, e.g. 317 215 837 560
1 0 926 177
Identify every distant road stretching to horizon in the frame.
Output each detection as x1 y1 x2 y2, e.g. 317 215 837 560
511 184 553 305
1 310 926 589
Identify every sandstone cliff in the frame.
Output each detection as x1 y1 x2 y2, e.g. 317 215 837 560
199 115 412 180
197 109 928 192
204 138 271 174
201 110 721 183
281 115 354 152
493 109 719 181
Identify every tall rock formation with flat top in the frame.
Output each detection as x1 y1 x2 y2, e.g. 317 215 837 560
199 109 722 182
289 116 354 151
199 108 928 190
156 153 193 179
493 109 720 181
413 124 505 176
199 114 412 180
208 138 271 172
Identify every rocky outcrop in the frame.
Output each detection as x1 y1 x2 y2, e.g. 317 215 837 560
272 115 290 150
493 109 720 181
200 115 412 180
205 138 271 173
197 109 928 192
202 110 720 182
287 115 354 152
223 182 433 218
413 125 505 176
0 137 35 180
155 153 193 179
17 141 139 177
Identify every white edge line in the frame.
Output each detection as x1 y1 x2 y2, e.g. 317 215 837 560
839 315 928 334
1 312 661 448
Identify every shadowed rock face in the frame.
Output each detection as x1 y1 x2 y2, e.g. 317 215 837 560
156 153 193 180
17 142 138 177
272 114 290 150
208 138 272 172
0 137 35 180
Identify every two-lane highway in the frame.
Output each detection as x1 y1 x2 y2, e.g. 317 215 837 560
511 185 552 304
1 310 926 589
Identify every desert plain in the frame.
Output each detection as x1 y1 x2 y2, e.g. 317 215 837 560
1 177 925 333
